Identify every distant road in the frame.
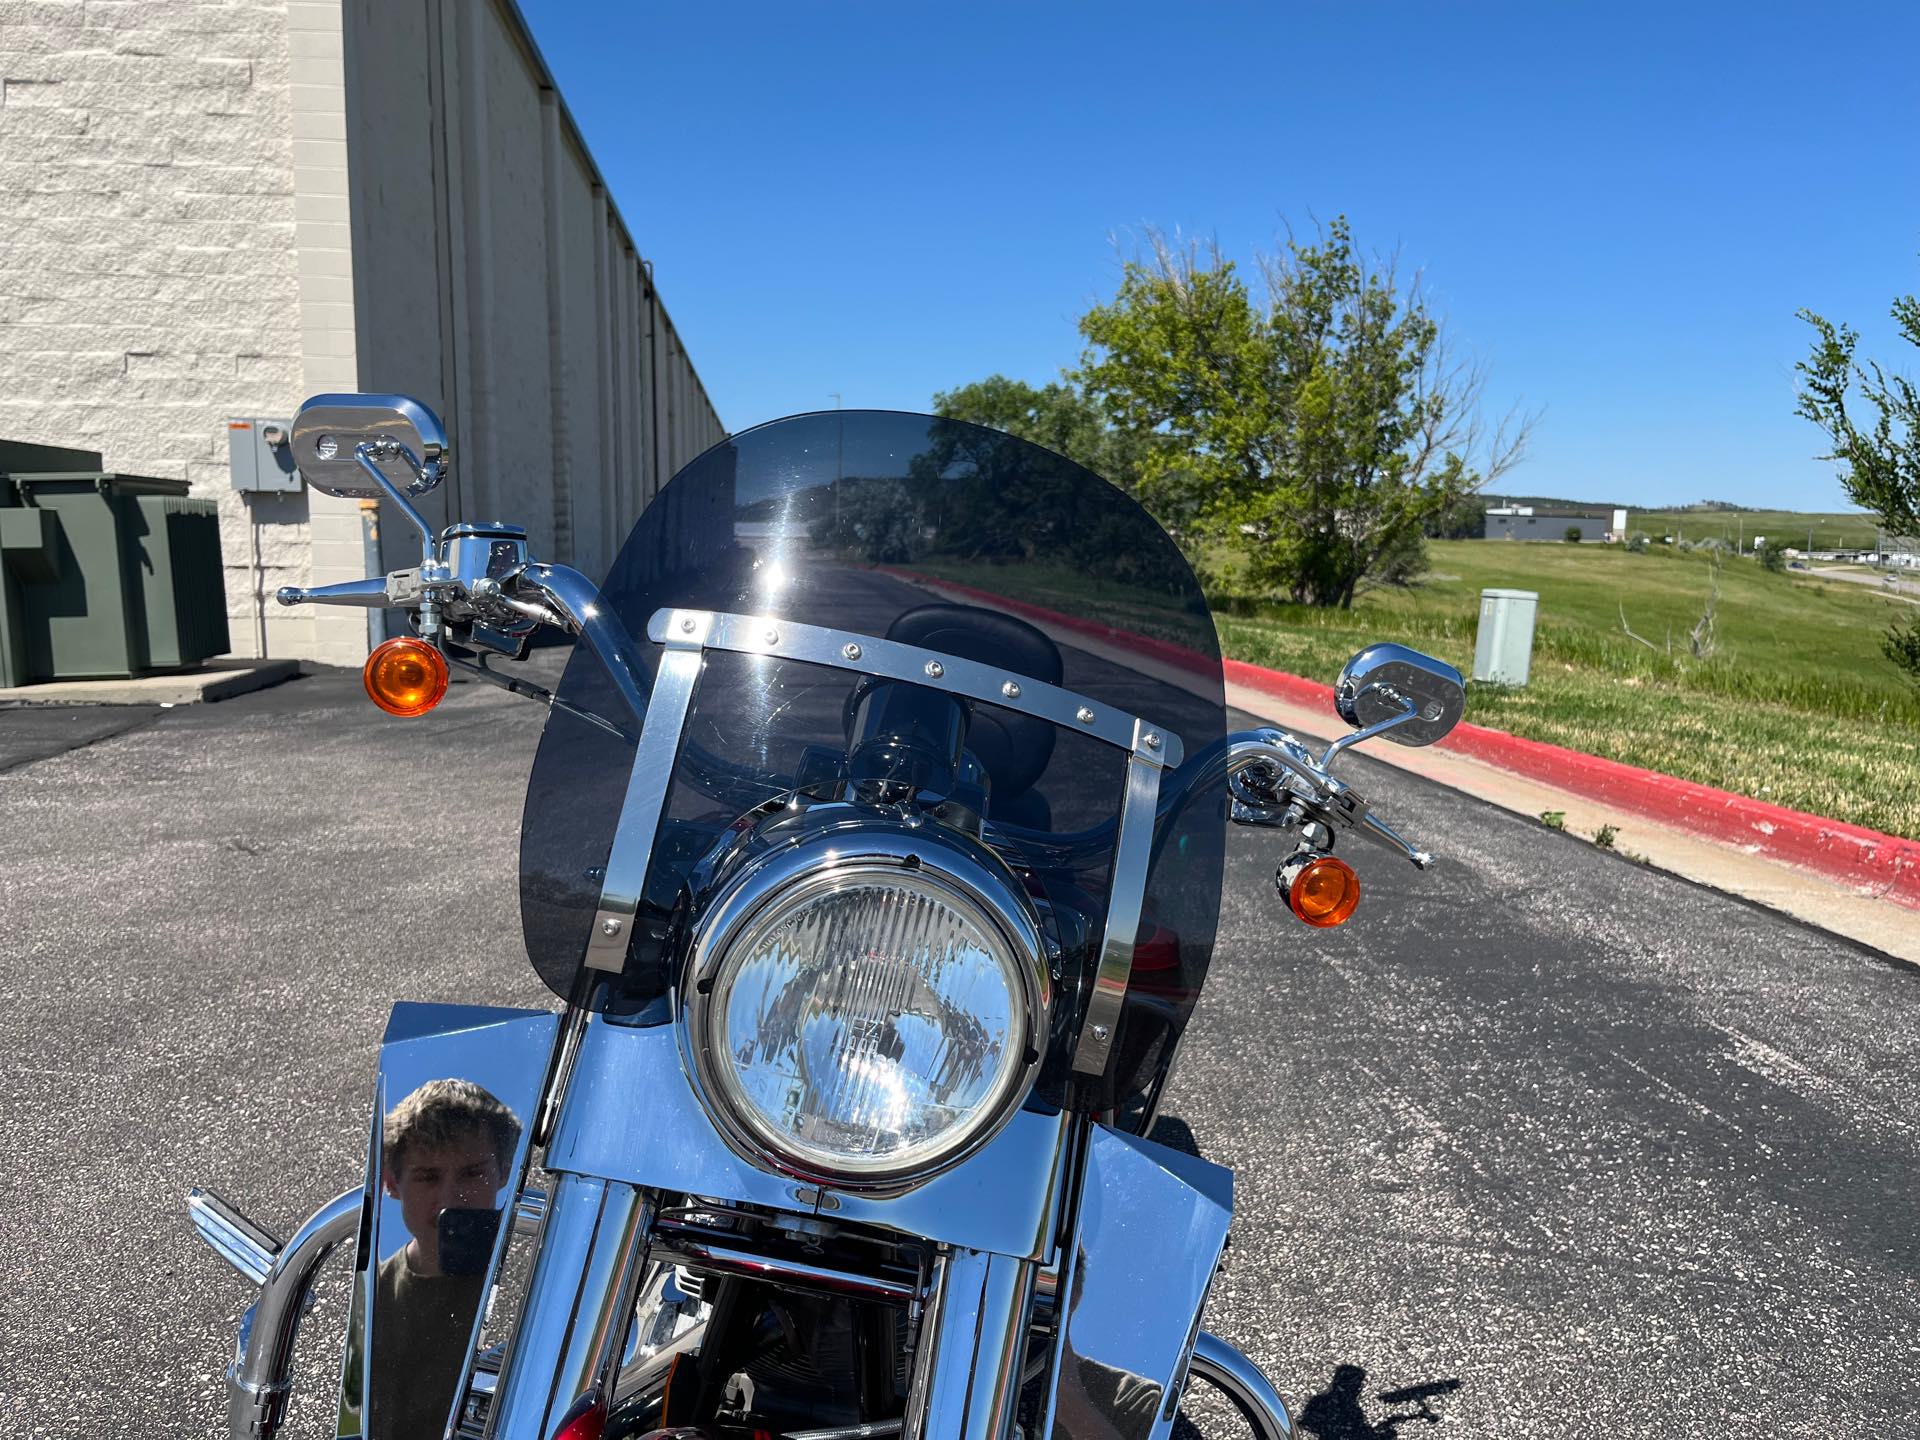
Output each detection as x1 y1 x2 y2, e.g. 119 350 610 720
1806 564 1920 602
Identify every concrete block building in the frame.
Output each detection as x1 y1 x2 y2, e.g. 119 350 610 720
0 0 723 667
1482 506 1628 543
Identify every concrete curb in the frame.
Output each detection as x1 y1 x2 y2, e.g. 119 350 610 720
890 568 1920 911
0 658 302 706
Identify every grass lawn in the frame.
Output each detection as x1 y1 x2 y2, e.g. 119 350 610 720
906 542 1920 839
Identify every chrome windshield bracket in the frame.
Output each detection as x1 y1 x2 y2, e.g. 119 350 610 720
581 609 712 974
645 608 1185 769
1072 718 1169 1078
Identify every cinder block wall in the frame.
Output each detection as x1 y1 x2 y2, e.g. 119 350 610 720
1 0 725 667
0 0 371 663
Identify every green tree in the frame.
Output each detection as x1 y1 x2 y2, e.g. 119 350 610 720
1759 536 1789 572
1798 282 1920 684
1076 219 1529 607
1422 492 1487 540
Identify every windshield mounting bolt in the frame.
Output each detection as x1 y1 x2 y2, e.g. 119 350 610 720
600 918 622 937
1002 680 1021 699
1144 731 1162 750
679 616 696 634
843 642 862 661
1077 706 1096 724
763 626 779 646
1091 1023 1110 1042
925 660 944 678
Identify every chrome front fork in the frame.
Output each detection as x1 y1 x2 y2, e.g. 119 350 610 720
906 1250 1039 1440
485 1174 655 1437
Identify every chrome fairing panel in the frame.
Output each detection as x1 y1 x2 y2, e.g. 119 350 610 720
339 1003 556 1440
547 1017 1074 1260
1044 1126 1234 1440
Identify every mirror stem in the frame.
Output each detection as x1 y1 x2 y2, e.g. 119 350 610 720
353 442 437 570
1319 692 1418 771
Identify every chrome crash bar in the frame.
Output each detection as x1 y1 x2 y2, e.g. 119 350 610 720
188 1186 360 1440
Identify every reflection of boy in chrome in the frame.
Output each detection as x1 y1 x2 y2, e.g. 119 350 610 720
371 1079 521 1439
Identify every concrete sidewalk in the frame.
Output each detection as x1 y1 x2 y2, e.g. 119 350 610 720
0 657 300 706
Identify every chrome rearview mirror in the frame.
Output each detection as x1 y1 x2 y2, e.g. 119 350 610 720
1333 643 1466 748
290 393 449 500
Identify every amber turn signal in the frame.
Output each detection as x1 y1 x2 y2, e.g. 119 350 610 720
1285 853 1361 928
362 635 449 717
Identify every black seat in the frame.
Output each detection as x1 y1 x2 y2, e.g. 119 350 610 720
884 604 1063 803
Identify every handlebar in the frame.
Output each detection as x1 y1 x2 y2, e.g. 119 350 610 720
280 556 1438 874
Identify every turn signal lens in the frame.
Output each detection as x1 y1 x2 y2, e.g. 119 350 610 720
1286 855 1360 928
550 1395 606 1440
362 636 448 717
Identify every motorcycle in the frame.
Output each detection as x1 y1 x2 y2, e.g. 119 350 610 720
187 396 1465 1440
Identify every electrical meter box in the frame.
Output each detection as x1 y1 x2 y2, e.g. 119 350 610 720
227 418 301 493
1473 588 1538 687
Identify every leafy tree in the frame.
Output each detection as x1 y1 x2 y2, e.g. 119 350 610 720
1563 525 1582 543
1759 537 1789 572
1422 493 1487 540
1076 219 1529 607
1798 281 1920 684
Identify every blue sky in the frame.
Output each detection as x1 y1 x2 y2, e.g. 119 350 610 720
519 1 1919 511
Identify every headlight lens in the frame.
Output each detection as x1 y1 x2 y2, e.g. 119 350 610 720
694 862 1037 1181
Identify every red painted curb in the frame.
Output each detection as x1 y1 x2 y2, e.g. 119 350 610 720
889 566 1920 910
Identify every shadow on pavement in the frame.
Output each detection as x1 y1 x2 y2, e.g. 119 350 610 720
1298 1365 1462 1438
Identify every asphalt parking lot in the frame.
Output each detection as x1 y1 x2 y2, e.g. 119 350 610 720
0 659 1913 1438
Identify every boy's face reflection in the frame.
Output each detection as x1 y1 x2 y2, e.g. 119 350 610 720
384 1135 505 1276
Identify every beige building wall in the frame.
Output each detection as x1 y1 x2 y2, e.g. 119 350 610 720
341 0 726 589
0 0 723 668
0 0 370 663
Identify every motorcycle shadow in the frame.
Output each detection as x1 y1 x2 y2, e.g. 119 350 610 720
1294 1365 1462 1439
1146 1119 1463 1438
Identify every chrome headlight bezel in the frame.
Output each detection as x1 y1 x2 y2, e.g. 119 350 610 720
678 822 1050 1192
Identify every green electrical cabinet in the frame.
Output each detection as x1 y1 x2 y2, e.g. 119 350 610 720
0 458 231 688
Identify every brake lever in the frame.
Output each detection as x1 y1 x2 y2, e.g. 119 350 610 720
1224 728 1433 869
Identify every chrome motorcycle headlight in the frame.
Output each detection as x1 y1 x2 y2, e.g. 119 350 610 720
684 837 1046 1186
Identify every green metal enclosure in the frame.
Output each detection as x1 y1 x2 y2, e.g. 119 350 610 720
1 454 230 687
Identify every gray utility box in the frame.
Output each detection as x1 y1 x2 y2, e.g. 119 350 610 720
1473 588 1539 686
227 418 301 493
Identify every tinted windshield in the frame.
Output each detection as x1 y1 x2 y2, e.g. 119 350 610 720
519 411 1226 1121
